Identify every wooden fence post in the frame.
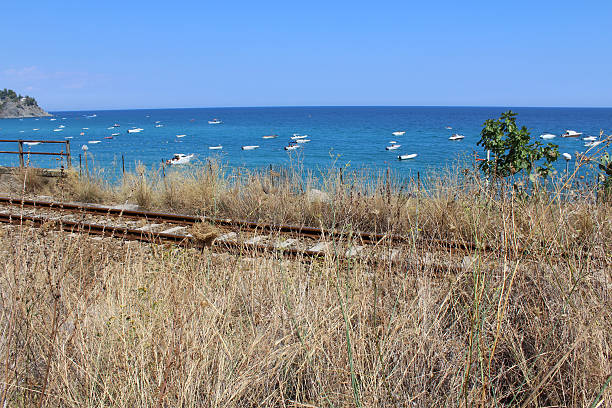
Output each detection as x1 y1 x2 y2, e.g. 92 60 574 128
65 140 72 168
17 140 24 167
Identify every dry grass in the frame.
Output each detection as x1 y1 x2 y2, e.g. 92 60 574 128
0 216 609 406
0 157 610 406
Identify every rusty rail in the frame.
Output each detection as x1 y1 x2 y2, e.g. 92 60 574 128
0 139 71 167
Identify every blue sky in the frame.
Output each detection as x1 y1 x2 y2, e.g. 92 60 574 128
1 0 611 110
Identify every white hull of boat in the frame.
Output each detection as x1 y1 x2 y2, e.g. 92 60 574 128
262 135 278 139
209 146 223 150
386 144 401 150
242 145 259 150
392 131 406 136
285 145 300 150
296 139 310 143
562 130 582 137
127 128 144 134
398 154 417 160
167 154 194 165
449 134 465 140
540 134 556 139
291 134 309 140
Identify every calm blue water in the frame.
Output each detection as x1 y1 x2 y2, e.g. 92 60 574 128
0 106 610 178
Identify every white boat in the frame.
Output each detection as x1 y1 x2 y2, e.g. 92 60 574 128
562 153 572 160
82 127 89 130
65 136 73 139
155 120 161 123
112 123 120 127
398 154 418 160
166 153 194 165
445 126 452 130
88 140 101 144
50 118 57 121
386 144 401 150
58 125 65 128
449 134 465 140
24 142 40 146
392 131 406 136
284 144 300 151
585 141 603 147
53 129 63 132
19 131 24 133
296 139 310 143
242 145 259 150
262 134 278 139
176 134 186 138
208 119 222 124
291 134 309 140
583 136 597 141
127 128 143 134
107 126 114 130
562 130 582 137
389 141 397 144
540 133 556 139
32 128 39 131
111 133 120 136
209 145 223 150
155 124 164 128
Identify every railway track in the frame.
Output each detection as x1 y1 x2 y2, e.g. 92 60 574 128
0 196 604 265
0 196 410 262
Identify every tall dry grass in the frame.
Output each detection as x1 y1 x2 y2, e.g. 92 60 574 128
1 154 610 406
0 210 609 406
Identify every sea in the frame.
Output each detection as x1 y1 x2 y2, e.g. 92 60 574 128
0 106 610 180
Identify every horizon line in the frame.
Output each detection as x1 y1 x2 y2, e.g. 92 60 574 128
48 104 612 113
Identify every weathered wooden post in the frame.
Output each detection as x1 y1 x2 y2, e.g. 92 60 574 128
65 140 72 168
17 140 24 167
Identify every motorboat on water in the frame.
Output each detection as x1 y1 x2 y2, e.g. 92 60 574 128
111 133 120 136
50 118 57 121
392 131 406 136
127 128 144 133
32 128 39 131
291 134 309 140
53 129 63 132
58 125 65 128
262 134 278 139
166 153 194 165
284 143 300 151
386 144 401 150
398 154 418 160
176 134 186 138
389 141 397 144
562 130 582 137
449 134 465 140
112 123 120 127
209 145 223 150
296 139 310 143
242 145 259 150
104 136 113 139
88 140 101 144
208 119 222 124
445 126 452 130
583 136 597 141
155 124 164 128
540 133 556 139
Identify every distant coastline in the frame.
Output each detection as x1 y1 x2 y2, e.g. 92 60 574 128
0 89 51 119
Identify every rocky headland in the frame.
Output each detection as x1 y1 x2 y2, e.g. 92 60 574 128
0 88 51 119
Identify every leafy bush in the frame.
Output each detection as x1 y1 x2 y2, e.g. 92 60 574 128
478 111 559 179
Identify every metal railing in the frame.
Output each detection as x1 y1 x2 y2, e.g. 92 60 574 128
0 139 71 168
